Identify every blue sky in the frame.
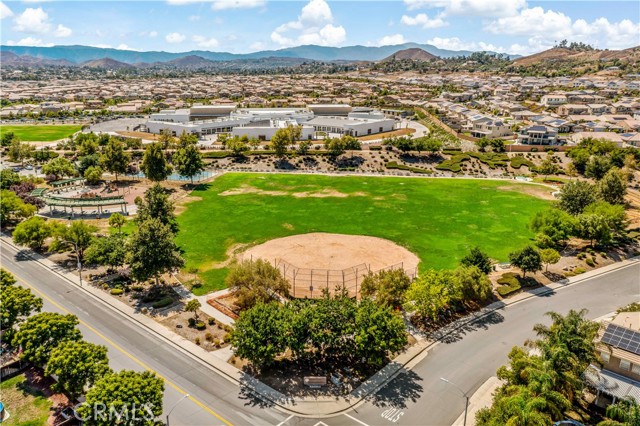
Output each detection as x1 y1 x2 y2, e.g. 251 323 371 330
1 0 638 55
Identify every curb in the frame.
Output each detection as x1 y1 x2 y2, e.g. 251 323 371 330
3 234 638 418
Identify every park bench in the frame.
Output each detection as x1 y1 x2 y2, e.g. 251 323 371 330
303 376 327 388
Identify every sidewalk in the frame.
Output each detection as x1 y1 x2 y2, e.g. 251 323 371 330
451 377 503 426
2 233 638 417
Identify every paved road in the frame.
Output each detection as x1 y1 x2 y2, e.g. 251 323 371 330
2 239 638 426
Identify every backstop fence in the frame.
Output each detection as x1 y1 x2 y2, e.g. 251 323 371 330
272 259 418 299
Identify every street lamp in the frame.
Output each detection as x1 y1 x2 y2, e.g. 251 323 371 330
60 238 82 287
166 393 189 426
440 377 470 426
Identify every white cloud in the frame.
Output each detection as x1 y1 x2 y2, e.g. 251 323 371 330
166 0 201 4
486 7 640 51
53 23 71 38
6 36 53 47
378 34 407 46
250 41 266 51
165 32 186 43
117 44 140 51
13 7 51 33
188 14 200 21
426 36 500 52
403 0 526 17
192 35 219 48
149 30 158 37
271 0 346 47
211 0 265 10
400 13 447 29
0 2 14 19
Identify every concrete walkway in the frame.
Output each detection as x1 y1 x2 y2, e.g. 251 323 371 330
2 233 638 417
451 377 503 426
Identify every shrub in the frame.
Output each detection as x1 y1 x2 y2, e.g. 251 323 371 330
531 148 538 152
196 321 206 330
223 332 231 342
205 333 214 342
510 157 536 169
195 337 200 345
214 339 221 348
600 252 608 258
131 285 144 292
208 318 216 326
188 317 196 327
585 258 595 267
496 272 521 298
110 288 124 295
152 297 173 309
385 161 432 174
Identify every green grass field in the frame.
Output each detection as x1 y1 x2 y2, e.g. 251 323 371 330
1 124 82 142
177 173 551 294
0 373 52 426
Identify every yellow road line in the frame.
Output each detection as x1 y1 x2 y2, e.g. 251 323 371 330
18 277 234 426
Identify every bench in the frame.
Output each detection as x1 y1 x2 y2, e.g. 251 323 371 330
303 376 327 388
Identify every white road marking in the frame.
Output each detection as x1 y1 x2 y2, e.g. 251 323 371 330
344 413 370 426
277 415 294 426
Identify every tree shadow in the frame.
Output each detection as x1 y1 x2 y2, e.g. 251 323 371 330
237 373 289 409
432 310 506 344
361 367 423 409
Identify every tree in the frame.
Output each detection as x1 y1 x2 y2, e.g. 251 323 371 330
460 246 493 274
538 156 560 177
46 341 111 399
598 398 640 426
0 270 43 339
270 128 289 159
325 137 346 157
78 137 99 156
453 265 492 303
539 248 561 272
141 142 172 182
1 131 15 147
354 299 407 367
128 218 184 286
184 299 201 320
598 167 627 205
1 190 37 223
585 155 612 180
360 269 411 309
13 216 52 250
54 220 97 260
477 138 490 152
225 136 249 157
135 184 178 234
177 131 198 148
157 128 176 149
530 208 578 246
578 212 612 247
84 165 103 184
509 246 542 278
225 259 290 311
78 370 164 426
84 234 127 272
490 138 505 152
297 140 312 155
100 138 130 181
12 312 81 365
584 201 627 235
78 154 100 175
7 139 33 165
558 180 596 215
1 169 21 189
230 302 287 368
173 141 205 183
42 157 75 181
108 212 126 233
404 269 456 321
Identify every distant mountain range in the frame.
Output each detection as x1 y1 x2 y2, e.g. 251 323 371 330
0 42 517 65
382 48 439 62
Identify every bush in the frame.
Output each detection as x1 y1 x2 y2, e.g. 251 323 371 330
110 288 124 295
585 258 596 267
510 157 536 169
131 285 144 292
195 337 200 345
436 154 470 172
205 333 213 342
369 146 382 151
385 161 433 174
214 339 221 348
152 297 173 309
208 318 216 326
188 317 196 327
531 148 538 152
496 272 521 298
223 332 231 342
196 321 206 330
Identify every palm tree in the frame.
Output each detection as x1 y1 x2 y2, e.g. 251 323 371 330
597 397 640 426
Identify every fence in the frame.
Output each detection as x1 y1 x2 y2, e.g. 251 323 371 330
274 259 418 299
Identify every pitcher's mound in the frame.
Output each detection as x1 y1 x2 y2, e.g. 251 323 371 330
240 232 419 272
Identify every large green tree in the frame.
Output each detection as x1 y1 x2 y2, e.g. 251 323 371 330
100 138 130 181
360 268 411 309
141 142 172 182
12 312 82 365
12 216 52 250
78 370 164 426
53 220 97 260
597 167 627 205
509 246 542 279
404 269 457 321
173 141 204 183
0 269 43 339
1 190 37 223
558 181 596 215
354 299 407 366
225 259 290 311
42 157 75 180
460 246 493 274
84 234 128 272
46 340 111 399
128 218 184 286
134 183 179 234
230 302 287 368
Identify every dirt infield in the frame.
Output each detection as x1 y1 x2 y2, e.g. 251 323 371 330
241 233 420 298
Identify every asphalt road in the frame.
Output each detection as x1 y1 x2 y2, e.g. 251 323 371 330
2 239 638 426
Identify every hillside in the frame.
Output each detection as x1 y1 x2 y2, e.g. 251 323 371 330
381 48 438 62
81 57 134 69
1 51 75 67
513 46 640 67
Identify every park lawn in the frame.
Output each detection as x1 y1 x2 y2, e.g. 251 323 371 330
0 124 82 142
0 374 52 426
177 173 551 295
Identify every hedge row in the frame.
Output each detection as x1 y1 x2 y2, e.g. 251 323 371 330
436 154 470 172
510 156 537 169
385 161 433 174
496 272 521 298
468 152 509 169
